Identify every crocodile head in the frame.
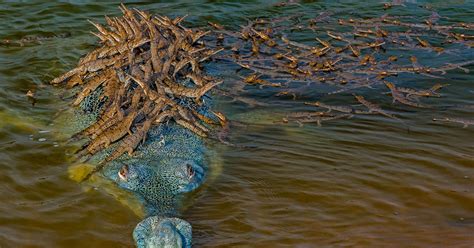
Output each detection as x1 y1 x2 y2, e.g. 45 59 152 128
115 159 205 205
113 159 202 247
133 216 192 248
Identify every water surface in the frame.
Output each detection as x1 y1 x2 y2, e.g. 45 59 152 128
0 1 473 247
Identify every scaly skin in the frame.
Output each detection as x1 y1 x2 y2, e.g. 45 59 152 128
67 86 214 247
104 120 206 248
133 216 192 248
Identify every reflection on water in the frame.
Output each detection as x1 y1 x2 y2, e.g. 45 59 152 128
0 1 473 247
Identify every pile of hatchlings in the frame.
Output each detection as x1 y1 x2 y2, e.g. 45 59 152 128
51 3 474 174
51 4 227 172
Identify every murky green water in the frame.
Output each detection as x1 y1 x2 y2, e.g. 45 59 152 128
1 1 473 247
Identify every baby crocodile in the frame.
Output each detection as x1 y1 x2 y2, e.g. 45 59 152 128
353 94 398 120
305 101 355 114
354 94 409 129
433 117 474 128
295 114 352 127
395 83 449 98
0 32 71 46
384 81 429 108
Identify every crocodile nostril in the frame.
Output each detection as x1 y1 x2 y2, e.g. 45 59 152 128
118 164 129 181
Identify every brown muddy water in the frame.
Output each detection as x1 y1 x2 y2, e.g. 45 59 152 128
1 1 473 247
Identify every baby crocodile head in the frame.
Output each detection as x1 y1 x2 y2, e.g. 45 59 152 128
114 158 205 207
133 216 192 248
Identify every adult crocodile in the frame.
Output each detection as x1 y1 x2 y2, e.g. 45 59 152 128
56 79 214 247
52 4 225 247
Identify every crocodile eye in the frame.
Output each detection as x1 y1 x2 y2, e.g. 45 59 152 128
186 164 195 179
118 164 128 181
